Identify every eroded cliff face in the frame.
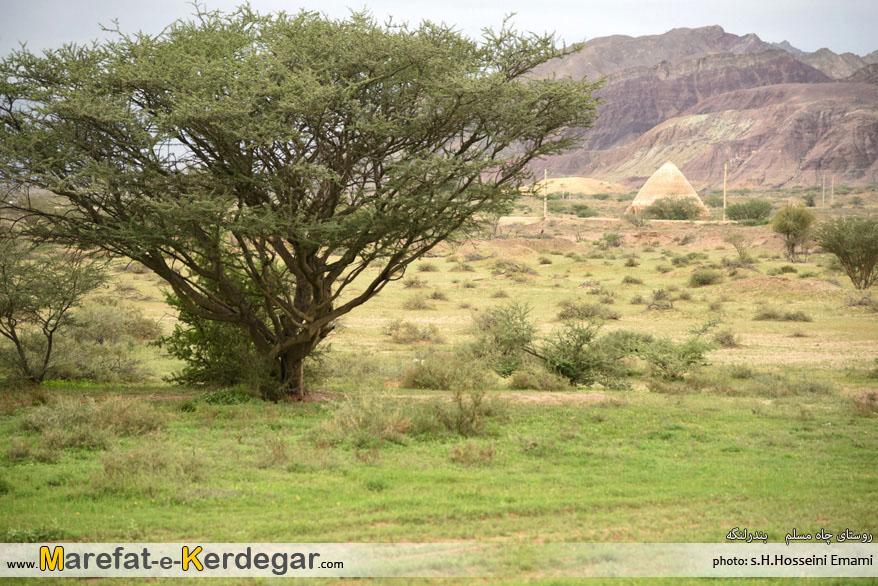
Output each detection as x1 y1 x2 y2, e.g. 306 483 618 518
846 63 878 84
583 50 831 150
547 83 878 188
532 26 877 188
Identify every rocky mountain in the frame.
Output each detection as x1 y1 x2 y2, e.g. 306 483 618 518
535 25 773 80
582 49 830 150
544 83 878 189
846 64 878 84
533 26 878 188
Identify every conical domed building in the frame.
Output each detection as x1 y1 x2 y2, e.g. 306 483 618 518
624 161 709 217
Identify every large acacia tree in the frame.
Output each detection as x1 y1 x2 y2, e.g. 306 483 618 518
0 7 601 397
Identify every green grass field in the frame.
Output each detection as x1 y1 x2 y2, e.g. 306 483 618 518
1 198 877 585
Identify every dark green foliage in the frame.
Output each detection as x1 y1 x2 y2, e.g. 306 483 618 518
599 233 622 249
540 321 603 385
198 387 255 405
639 338 713 380
644 197 703 220
158 291 260 388
816 217 878 289
689 269 723 287
726 199 773 222
572 203 597 218
772 205 816 262
472 303 537 376
0 8 601 397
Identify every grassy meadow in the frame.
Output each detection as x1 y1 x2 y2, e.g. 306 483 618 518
1 186 877 585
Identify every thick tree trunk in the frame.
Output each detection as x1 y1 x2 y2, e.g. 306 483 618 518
277 345 309 400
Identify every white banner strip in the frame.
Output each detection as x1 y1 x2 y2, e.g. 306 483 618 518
0 543 875 578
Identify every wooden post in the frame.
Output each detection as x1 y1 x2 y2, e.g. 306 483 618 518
822 173 826 208
722 163 727 222
831 175 834 205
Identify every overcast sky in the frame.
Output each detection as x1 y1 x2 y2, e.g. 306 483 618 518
1 0 875 58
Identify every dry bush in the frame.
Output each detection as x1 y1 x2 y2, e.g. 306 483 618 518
556 299 620 321
91 443 205 495
255 435 290 469
449 441 495 467
852 391 878 417
402 295 434 310
21 396 165 441
713 329 740 348
382 320 443 344
508 362 571 391
753 309 812 322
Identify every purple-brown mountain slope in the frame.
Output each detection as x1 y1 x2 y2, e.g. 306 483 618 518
846 64 878 84
535 25 772 80
792 48 878 79
531 26 877 187
582 49 830 150
545 83 878 189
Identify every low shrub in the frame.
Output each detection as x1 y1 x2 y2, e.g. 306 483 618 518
622 276 643 285
508 361 572 391
644 197 704 220
383 320 443 344
449 441 495 467
402 295 434 310
639 337 713 381
753 309 812 322
91 443 205 495
726 199 773 222
401 352 490 391
21 396 165 441
689 269 723 287
199 386 255 405
647 289 674 311
403 276 427 289
853 391 878 417
713 329 740 348
492 260 537 276
556 299 620 321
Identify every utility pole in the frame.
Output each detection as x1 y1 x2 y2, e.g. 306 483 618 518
543 169 548 220
722 163 727 222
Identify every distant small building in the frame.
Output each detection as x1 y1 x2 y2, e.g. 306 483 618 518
625 161 710 217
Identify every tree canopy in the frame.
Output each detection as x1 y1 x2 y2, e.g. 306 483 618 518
0 7 601 397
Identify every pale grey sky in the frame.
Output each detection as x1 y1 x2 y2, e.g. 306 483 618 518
0 0 875 57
